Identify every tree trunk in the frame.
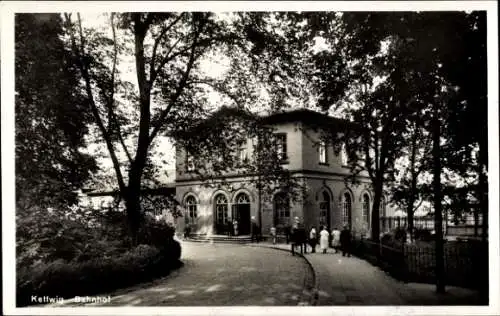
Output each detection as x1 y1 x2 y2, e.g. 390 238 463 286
122 15 152 245
371 180 383 242
474 207 479 237
407 130 418 241
478 143 488 242
432 103 445 294
257 175 263 236
124 184 142 245
477 142 488 297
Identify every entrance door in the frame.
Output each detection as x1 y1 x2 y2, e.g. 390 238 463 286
234 193 251 235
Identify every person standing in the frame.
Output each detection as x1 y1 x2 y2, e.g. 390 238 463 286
270 226 277 244
320 226 330 254
331 227 341 253
309 226 317 253
340 225 352 257
291 217 301 255
251 216 259 243
233 220 239 236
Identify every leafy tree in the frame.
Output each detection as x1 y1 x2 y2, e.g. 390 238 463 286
310 13 417 242
334 11 487 293
438 12 487 242
15 13 97 209
15 13 98 267
391 123 432 240
62 12 313 241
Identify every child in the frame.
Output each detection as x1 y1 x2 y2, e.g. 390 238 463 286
270 226 277 244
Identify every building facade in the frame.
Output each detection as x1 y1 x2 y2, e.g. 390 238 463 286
174 109 394 237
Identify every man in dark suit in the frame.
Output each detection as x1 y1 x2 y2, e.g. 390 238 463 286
340 225 352 257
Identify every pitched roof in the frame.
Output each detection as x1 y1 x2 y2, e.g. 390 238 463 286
260 108 355 131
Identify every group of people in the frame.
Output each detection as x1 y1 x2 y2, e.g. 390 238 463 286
309 225 352 256
286 219 352 256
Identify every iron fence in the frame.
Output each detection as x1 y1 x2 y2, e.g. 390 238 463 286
380 216 437 232
351 237 488 293
380 215 486 238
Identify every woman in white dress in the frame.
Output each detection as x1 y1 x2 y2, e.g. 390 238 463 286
319 226 330 254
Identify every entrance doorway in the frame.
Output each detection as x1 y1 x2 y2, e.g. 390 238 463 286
233 193 251 235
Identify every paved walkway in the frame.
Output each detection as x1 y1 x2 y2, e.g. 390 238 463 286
253 242 484 305
51 242 314 306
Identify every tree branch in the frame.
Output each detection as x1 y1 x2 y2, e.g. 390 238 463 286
148 17 203 144
65 14 127 193
412 198 425 215
150 13 185 82
110 15 132 163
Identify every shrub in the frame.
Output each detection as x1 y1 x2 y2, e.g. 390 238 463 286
137 217 177 250
380 232 394 244
394 227 407 241
17 243 182 307
16 205 132 267
414 228 432 241
17 204 183 307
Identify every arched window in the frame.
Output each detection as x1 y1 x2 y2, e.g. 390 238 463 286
185 196 198 224
362 194 370 227
342 192 352 228
234 193 251 235
235 193 250 204
215 194 229 225
274 193 290 226
319 191 330 227
380 196 386 218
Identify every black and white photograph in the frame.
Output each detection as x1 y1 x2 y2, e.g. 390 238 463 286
1 1 498 315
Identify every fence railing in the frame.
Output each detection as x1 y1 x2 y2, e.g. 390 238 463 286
351 237 488 292
380 215 486 238
380 216 438 232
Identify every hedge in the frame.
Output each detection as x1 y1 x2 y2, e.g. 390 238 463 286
17 241 182 307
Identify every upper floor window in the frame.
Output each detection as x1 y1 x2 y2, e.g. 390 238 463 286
236 143 249 163
319 140 328 164
186 151 195 172
340 143 349 166
275 133 288 162
361 152 367 168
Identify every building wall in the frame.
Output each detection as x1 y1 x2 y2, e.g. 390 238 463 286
301 127 371 179
173 116 400 237
175 177 260 236
302 128 346 175
175 122 304 181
